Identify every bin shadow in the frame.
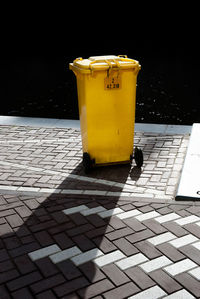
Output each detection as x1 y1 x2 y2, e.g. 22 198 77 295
1 162 142 298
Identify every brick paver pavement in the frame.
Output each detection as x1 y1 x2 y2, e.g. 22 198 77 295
2 124 200 298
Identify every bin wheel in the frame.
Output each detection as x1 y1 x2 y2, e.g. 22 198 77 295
134 147 143 168
83 153 95 174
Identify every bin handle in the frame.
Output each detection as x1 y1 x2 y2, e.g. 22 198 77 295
73 57 83 63
118 55 128 58
89 59 121 76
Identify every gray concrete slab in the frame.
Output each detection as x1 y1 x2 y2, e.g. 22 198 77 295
0 116 192 134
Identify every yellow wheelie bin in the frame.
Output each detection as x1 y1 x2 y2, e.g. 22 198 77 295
69 55 143 173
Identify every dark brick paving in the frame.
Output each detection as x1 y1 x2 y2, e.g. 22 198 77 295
0 193 200 298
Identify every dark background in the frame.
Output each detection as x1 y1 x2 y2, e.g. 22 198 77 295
0 20 199 125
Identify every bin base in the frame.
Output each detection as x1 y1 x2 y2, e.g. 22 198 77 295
82 150 143 174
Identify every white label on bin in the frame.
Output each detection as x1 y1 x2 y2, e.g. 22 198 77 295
104 75 121 90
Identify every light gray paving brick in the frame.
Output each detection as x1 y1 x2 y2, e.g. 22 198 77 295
164 289 195 298
188 267 200 280
71 248 104 266
128 285 166 299
28 244 61 261
174 215 200 226
148 232 177 246
98 208 124 218
135 211 160 222
164 259 197 276
49 246 82 264
155 213 181 223
94 250 125 267
192 241 200 250
115 253 148 270
81 206 106 216
169 234 198 248
116 209 141 220
139 256 172 273
62 205 89 215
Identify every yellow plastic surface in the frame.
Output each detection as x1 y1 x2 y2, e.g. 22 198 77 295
70 55 141 165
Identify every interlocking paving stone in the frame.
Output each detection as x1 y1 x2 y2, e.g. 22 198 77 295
164 259 197 276
116 209 141 219
179 245 200 265
164 289 195 298
147 232 176 246
28 244 61 261
155 212 181 223
81 206 106 216
128 285 167 299
71 248 104 266
0 124 196 297
135 211 160 222
174 215 200 226
139 256 172 273
98 208 124 218
169 234 198 248
188 266 200 280
125 266 155 290
103 281 140 299
156 243 185 262
54 276 90 297
30 274 66 294
126 229 155 244
192 241 200 250
49 246 82 264
62 205 88 215
113 238 139 256
94 250 126 267
7 271 43 291
77 278 114 298
115 253 148 270
175 273 200 297
148 269 182 294
101 263 130 286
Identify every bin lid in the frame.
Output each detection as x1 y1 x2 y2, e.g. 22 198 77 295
70 55 141 73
